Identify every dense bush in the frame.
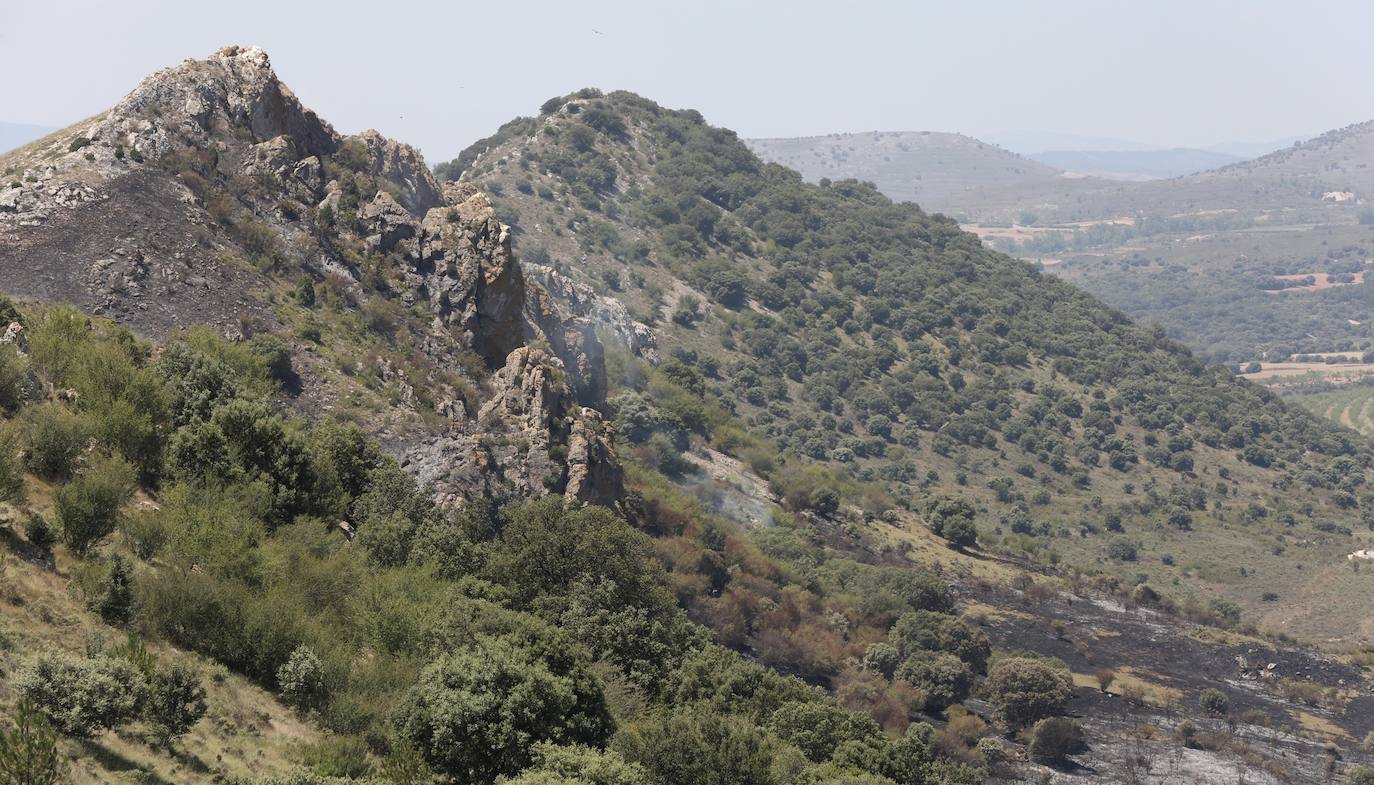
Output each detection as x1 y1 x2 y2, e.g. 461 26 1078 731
54 455 136 557
982 657 1074 728
17 651 146 737
888 611 990 672
22 405 88 481
1198 687 1230 717
277 645 327 711
1027 717 1084 763
144 664 208 745
505 743 651 785
893 653 974 710
394 638 613 784
615 708 780 785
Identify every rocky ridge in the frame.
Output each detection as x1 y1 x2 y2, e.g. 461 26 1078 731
0 46 621 508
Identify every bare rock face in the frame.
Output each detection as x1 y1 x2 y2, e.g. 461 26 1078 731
523 263 658 364
96 45 338 165
0 45 625 513
407 346 623 509
353 129 445 216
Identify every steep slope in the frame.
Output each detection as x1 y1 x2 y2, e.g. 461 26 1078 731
447 90 1374 644
745 131 1062 209
0 46 621 509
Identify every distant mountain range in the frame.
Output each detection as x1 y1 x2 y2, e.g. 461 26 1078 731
1028 148 1244 179
745 130 1061 207
0 121 57 154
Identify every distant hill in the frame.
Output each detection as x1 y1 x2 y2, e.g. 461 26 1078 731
1029 148 1244 179
0 120 56 153
745 130 1062 209
983 129 1160 154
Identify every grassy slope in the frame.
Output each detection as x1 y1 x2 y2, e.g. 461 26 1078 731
0 480 320 785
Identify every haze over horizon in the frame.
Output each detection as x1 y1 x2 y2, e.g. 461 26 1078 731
4 0 1369 162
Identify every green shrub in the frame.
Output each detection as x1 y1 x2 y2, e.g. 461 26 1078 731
0 346 27 414
0 296 20 328
249 334 296 388
615 708 779 785
54 455 135 557
862 642 900 679
120 512 168 560
95 554 135 625
1027 717 1083 763
983 657 1074 728
16 650 146 737
0 426 23 504
23 514 53 548
505 743 651 785
893 653 974 710
1106 538 1137 562
766 700 882 763
1198 687 1229 717
1347 766 1374 785
395 639 613 784
24 307 89 381
278 645 327 711
0 700 67 785
144 664 208 746
22 405 89 481
888 611 990 672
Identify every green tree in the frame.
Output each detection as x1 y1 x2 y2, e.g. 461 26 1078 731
924 496 978 548
96 554 135 625
22 405 88 482
887 611 990 672
893 653 973 710
144 664 208 746
395 639 613 784
0 425 24 504
485 497 662 612
54 455 136 557
982 657 1074 728
0 701 66 785
766 700 882 763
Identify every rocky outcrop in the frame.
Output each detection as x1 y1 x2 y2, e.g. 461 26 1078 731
354 129 444 216
406 347 623 509
0 45 625 513
94 45 338 163
523 263 658 364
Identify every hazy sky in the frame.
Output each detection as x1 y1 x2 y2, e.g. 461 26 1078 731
4 0 1371 162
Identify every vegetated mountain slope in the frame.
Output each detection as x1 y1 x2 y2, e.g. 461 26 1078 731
745 131 1062 209
1028 148 1243 180
972 119 1374 368
447 90 1374 644
0 47 1069 785
3 49 1373 785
